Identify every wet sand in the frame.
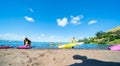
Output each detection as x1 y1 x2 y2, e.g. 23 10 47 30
0 49 120 66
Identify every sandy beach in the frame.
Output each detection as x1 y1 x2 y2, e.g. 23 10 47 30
0 49 120 66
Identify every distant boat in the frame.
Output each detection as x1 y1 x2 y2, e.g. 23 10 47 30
58 42 84 49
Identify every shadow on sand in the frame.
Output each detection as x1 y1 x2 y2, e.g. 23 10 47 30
69 55 120 66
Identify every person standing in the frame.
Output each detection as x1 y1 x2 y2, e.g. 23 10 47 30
72 37 76 43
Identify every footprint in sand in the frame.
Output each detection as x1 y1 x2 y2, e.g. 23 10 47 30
39 53 45 57
9 63 12 66
32 62 40 66
27 58 32 63
21 52 28 55
33 57 37 60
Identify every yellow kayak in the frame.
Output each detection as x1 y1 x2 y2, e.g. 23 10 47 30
58 42 84 49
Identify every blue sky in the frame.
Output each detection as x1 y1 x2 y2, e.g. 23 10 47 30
0 0 120 42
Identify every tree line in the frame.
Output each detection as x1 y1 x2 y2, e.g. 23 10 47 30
78 30 120 44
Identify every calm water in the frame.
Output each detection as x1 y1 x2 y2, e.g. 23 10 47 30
0 40 111 49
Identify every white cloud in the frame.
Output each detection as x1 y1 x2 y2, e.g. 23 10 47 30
57 17 68 27
40 34 45 37
49 36 56 41
88 20 97 25
70 15 83 25
29 34 70 42
24 16 35 22
47 35 69 42
28 8 34 12
27 35 58 42
0 33 25 41
0 33 70 42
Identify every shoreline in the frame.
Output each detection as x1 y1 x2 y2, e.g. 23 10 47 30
0 49 120 66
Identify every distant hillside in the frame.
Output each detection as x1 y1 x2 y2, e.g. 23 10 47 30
108 26 120 32
78 26 120 44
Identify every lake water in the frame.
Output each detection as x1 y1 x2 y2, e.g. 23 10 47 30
0 40 111 49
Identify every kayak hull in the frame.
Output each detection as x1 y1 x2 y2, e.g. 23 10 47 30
109 44 120 50
58 42 84 49
0 46 12 49
17 46 31 49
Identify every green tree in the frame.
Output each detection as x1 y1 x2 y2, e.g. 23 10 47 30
83 38 90 44
96 31 106 39
114 30 120 39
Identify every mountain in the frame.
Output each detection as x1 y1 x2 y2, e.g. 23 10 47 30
108 26 120 32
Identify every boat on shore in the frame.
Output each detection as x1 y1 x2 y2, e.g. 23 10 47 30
109 44 120 50
0 45 12 49
58 42 84 49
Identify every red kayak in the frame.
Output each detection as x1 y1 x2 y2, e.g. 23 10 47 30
17 46 31 49
109 44 120 50
0 46 12 49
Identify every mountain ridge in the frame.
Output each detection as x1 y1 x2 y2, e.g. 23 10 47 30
108 26 120 32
